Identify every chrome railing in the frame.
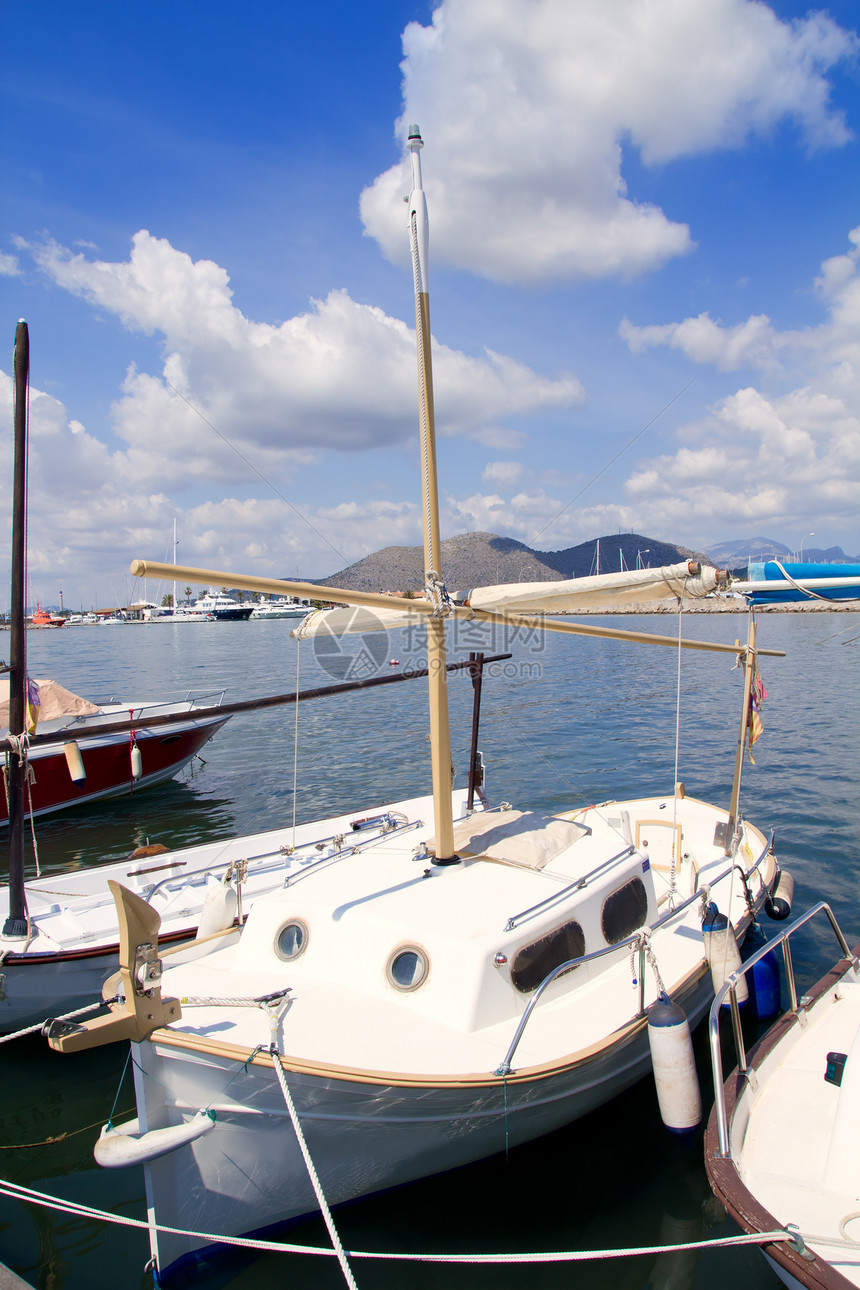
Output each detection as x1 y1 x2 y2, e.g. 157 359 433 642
495 833 777 1076
708 901 857 1159
142 816 422 905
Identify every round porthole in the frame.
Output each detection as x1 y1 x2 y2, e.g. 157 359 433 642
386 946 429 992
275 919 309 962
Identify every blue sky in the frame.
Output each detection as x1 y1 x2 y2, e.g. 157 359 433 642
1 0 858 608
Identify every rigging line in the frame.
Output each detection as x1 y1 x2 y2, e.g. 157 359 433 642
292 640 301 850
163 380 349 568
528 377 698 546
670 601 685 907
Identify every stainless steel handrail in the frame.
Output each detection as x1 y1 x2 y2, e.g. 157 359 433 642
495 832 777 1076
503 846 635 932
142 816 422 904
495 931 649 1076
708 901 857 1159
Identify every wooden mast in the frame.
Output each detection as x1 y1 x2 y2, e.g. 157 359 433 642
406 125 457 863
4 321 30 937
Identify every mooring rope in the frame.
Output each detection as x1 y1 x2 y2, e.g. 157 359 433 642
0 1175 804 1268
270 1042 359 1289
0 997 113 1045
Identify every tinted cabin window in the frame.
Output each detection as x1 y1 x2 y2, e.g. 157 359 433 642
601 877 648 945
511 921 585 994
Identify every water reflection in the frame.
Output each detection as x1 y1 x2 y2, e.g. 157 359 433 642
2 612 856 1287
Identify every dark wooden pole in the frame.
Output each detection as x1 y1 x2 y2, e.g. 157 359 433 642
4 321 29 936
466 652 485 812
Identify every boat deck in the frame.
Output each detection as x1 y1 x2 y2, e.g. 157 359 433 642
740 979 860 1286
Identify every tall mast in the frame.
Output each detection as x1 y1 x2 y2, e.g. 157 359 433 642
4 321 30 937
407 126 457 862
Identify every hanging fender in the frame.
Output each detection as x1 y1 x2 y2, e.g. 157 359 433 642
647 992 702 1133
94 1109 215 1168
702 902 749 1007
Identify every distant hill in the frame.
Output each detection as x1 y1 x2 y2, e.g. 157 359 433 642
706 538 859 567
315 531 713 593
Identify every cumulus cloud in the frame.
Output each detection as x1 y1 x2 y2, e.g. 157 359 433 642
620 227 860 388
22 231 582 491
0 252 20 277
619 313 781 372
0 368 429 602
614 229 860 538
441 228 860 548
361 0 856 284
482 460 523 485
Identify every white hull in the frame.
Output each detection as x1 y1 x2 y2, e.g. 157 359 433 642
706 909 860 1290
101 791 775 1281
138 967 715 1276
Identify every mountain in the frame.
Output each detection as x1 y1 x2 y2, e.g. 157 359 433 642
315 532 713 593
706 538 859 567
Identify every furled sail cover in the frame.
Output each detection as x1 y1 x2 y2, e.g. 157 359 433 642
293 603 429 640
292 562 725 640
464 561 724 614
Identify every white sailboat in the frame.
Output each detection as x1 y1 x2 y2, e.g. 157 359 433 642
46 128 787 1284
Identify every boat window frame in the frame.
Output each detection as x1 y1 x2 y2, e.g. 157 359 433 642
510 919 586 994
386 944 430 992
600 875 649 946
274 918 310 962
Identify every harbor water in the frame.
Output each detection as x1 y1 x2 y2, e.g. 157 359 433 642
1 610 858 1289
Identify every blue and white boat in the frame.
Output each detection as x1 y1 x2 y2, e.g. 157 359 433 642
733 561 860 606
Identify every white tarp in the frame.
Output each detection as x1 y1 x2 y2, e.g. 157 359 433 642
292 562 724 639
429 808 591 869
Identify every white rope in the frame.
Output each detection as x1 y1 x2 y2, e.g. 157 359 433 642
24 757 41 878
0 997 108 1044
270 1049 359 1289
640 930 667 995
772 560 860 603
0 1175 800 1265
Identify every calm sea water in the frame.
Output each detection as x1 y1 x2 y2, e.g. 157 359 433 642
1 611 858 1290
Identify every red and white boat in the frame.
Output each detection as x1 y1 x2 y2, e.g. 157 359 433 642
30 602 66 628
0 677 230 824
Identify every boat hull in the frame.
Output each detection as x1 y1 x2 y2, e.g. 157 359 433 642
0 715 229 824
137 969 716 1279
705 948 860 1290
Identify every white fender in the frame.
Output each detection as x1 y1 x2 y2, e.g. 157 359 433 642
702 905 749 1006
63 741 86 783
195 874 238 939
94 1109 214 1168
647 994 702 1133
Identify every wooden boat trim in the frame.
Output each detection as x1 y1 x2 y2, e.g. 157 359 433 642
704 944 860 1290
146 958 709 1088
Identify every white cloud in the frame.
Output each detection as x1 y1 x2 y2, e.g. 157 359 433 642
482 460 523 485
361 0 856 284
613 229 860 540
0 252 19 277
620 226 860 388
441 228 860 551
619 313 781 372
22 231 583 492
0 368 430 602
